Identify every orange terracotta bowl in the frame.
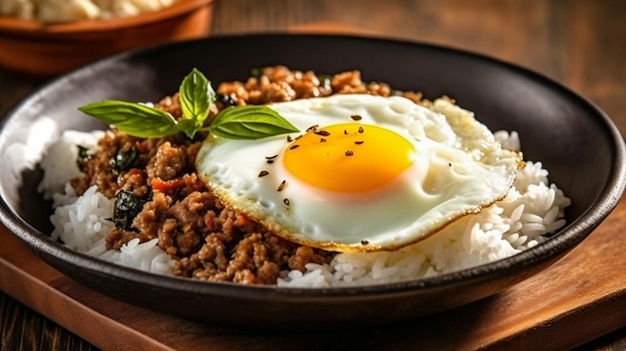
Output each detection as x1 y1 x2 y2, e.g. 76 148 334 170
0 0 215 76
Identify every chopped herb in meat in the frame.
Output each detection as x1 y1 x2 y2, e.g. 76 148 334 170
109 145 137 176
216 92 238 107
113 189 151 231
76 145 90 170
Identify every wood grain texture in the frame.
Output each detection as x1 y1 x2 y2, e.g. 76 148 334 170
1 0 625 350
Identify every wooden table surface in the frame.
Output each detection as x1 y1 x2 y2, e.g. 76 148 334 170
1 0 625 350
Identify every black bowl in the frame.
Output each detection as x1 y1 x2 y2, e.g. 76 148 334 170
0 34 624 329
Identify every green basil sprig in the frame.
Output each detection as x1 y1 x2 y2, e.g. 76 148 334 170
78 100 180 138
210 105 299 139
178 68 214 138
78 68 299 140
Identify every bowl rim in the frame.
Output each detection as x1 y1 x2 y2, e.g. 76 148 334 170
0 33 625 300
0 0 214 35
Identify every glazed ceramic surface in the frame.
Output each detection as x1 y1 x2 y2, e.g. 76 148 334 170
0 34 623 328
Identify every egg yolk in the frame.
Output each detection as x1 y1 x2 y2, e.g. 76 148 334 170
283 123 415 193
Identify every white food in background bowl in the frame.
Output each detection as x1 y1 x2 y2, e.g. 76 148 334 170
0 0 178 23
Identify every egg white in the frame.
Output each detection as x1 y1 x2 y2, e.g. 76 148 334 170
196 95 521 252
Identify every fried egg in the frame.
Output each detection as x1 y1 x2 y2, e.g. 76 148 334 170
196 94 521 252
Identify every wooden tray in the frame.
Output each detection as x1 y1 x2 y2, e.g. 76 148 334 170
2 195 626 350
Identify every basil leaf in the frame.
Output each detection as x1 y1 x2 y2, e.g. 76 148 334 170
78 69 296 141
76 145 90 168
113 189 150 231
109 146 138 176
209 105 299 140
178 68 215 138
79 100 180 138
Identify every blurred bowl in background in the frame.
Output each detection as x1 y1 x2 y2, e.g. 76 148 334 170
0 0 215 76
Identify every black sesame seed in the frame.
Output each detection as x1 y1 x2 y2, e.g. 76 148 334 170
345 150 354 156
448 163 452 167
306 125 319 132
320 138 327 143
315 130 331 136
351 115 362 121
361 240 369 245
289 144 300 150
258 170 269 177
283 198 290 206
344 130 348 135
354 141 364 145
277 180 286 191
287 135 293 142
358 126 364 133
267 160 274 164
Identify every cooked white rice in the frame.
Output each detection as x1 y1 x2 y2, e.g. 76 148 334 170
278 155 570 287
44 131 175 275
40 128 570 287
